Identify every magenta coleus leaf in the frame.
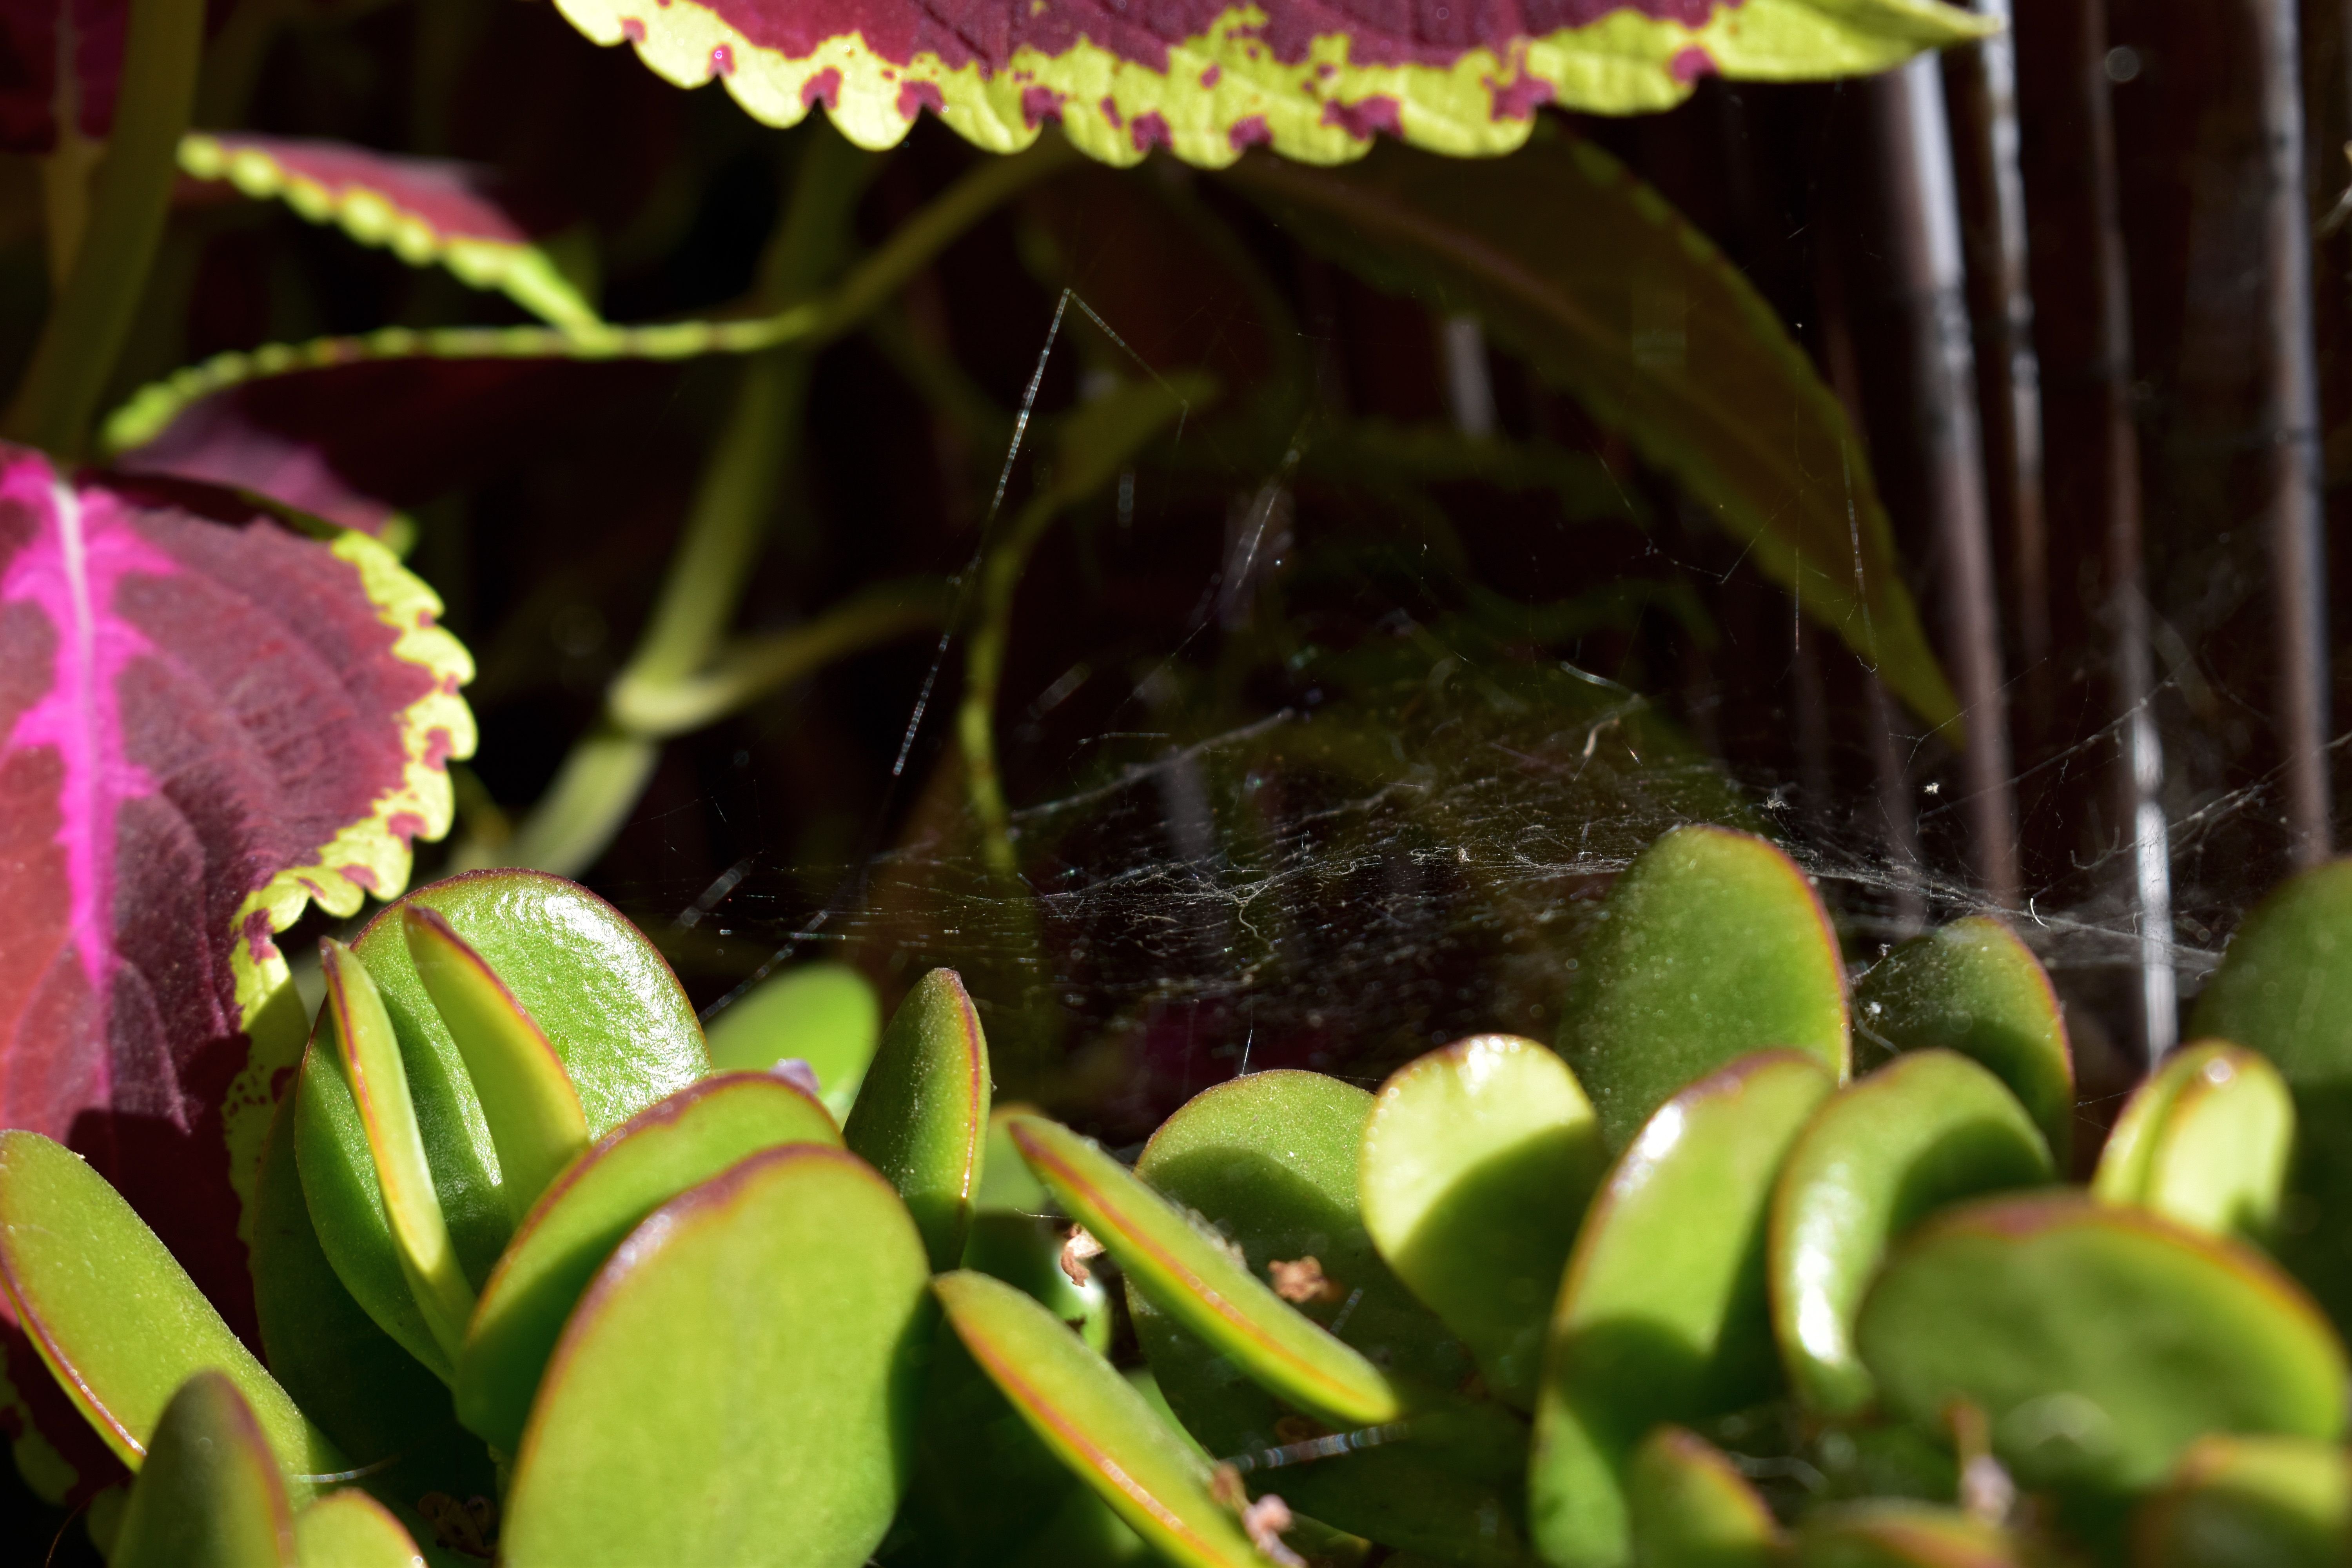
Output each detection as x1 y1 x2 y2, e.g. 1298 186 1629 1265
113 392 405 539
0 0 122 152
178 133 601 329
551 0 1991 167
0 443 474 1491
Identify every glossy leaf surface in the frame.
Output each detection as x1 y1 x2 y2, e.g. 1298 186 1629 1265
2134 1434 2350 1568
179 133 599 328
1770 1050 2053 1417
503 1144 929 1567
1360 1034 1602 1405
1222 136 1958 730
110 1372 296 1568
297 871 706 1366
1530 1050 1833 1568
703 960 881 1120
0 446 472 1336
1854 917 2074 1165
550 0 1986 167
458 1071 839 1452
402 905 590 1224
2095 1042 2292 1242
292 1489 428 1568
935 1269 1261 1568
1554 826 1847 1150
1858 1194 2348 1491
1623 1426 1779 1568
0 1131 340 1483
1009 1108 1406 1430
844 967 990 1269
1794 1503 2023 1568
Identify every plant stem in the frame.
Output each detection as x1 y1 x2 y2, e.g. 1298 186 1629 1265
960 492 1062 879
3 0 203 456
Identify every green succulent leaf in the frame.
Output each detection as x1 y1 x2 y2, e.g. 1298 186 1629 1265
1793 1502 2025 1567
1854 916 2075 1166
502 1145 930 1567
1007 1107 1406 1431
703 960 882 1120
314 937 477 1373
1220 134 1959 732
297 871 707 1375
1622 1425 1780 1568
402 904 592 1225
1530 1050 1833 1568
549 0 1987 167
2094 1042 2294 1244
932 1269 1264 1568
1555 826 1849 1151
2133 1433 2351 1568
1858 1194 2348 1492
1769 1050 2054 1417
0 1130 342 1488
111 1372 297 1568
844 968 992 1270
960 1209 1113 1356
292 1489 430 1568
459 1071 840 1452
1359 1034 1604 1406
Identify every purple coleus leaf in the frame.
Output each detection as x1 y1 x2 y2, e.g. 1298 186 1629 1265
549 0 1991 167
0 444 473 1494
178 133 601 328
0 0 122 152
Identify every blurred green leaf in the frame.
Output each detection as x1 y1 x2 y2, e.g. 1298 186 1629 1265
1855 917 2075 1169
1858 1194 2347 1491
1623 1425 1780 1568
1793 1502 2025 1567
844 968 993 1271
501 1145 929 1566
1556 826 1849 1151
1221 135 1960 733
1770 1051 2053 1417
459 1072 840 1453
2094 1043 2293 1244
2134 1434 2351 1568
111 1373 296 1568
1530 1051 1832 1568
1361 1035 1604 1406
704 962 882 1121
292 1489 430 1568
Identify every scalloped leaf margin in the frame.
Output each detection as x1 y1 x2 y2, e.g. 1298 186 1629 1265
553 0 1993 168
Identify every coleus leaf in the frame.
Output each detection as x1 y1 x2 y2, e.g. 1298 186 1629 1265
548 0 1991 168
0 444 473 1351
177 133 602 329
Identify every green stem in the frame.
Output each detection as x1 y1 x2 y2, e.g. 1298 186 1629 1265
5 0 203 455
959 494 1062 878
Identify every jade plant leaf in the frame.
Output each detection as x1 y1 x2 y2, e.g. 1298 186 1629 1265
1858 1194 2348 1492
1853 916 2075 1166
1360 1035 1604 1407
0 1131 342 1488
703 960 882 1119
2133 1434 2351 1568
933 1269 1264 1568
1530 1050 1833 1568
844 967 991 1270
0 447 472 1346
1220 134 1959 731
296 870 706 1368
1009 1106 1405 1432
2094 1042 2293 1243
1769 1049 2053 1417
292 1489 429 1568
1554 826 1848 1150
178 132 601 328
458 1070 839 1453
1623 1425 1780 1568
548 0 1987 167
501 1143 930 1566
403 905 591 1224
1793 1502 2023 1568
110 1372 297 1568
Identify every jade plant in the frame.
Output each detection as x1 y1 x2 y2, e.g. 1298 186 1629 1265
13 824 2352 1566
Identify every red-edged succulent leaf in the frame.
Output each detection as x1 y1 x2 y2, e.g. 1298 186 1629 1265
0 0 122 153
0 443 473 1371
551 0 1991 167
177 134 601 329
